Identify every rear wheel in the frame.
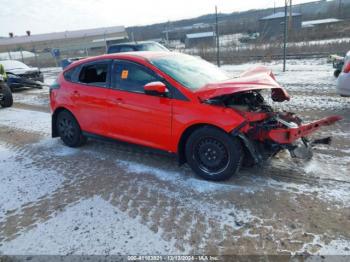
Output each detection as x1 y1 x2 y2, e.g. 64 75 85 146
185 126 242 181
0 83 13 108
56 110 86 147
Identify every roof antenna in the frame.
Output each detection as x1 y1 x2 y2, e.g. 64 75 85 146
274 1 276 13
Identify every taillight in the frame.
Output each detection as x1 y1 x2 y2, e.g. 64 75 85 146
49 79 60 95
344 62 350 73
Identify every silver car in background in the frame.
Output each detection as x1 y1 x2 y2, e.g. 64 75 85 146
337 50 350 96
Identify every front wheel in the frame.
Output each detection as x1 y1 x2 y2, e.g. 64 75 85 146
0 82 13 108
185 127 242 181
56 110 87 147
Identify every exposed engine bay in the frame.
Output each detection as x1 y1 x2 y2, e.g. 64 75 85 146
204 90 340 164
206 90 273 112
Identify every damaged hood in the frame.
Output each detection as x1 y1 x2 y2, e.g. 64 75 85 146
6 67 40 75
194 66 290 102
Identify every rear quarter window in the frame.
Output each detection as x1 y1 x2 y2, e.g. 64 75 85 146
78 63 109 87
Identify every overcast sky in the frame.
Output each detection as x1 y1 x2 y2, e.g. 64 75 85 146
1 0 317 36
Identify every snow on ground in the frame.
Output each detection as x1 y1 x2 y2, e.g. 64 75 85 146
0 108 50 135
1 196 179 255
293 37 350 46
223 58 350 110
1 59 349 256
317 239 350 255
117 159 254 194
118 155 350 207
12 87 49 107
0 144 64 221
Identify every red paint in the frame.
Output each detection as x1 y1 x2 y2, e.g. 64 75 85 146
195 66 290 102
261 116 342 144
50 52 341 154
344 62 350 73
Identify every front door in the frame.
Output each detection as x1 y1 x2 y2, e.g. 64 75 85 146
108 60 172 151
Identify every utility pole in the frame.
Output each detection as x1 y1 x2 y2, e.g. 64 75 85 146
165 22 169 45
289 0 293 30
338 0 342 18
283 0 289 72
215 6 220 67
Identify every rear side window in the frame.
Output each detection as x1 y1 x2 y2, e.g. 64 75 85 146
78 63 109 87
114 62 158 93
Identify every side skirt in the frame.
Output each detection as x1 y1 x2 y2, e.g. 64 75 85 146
82 131 176 159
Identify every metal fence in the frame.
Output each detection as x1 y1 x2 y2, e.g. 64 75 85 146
1 32 349 70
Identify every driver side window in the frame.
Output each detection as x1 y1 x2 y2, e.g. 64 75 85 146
114 62 158 93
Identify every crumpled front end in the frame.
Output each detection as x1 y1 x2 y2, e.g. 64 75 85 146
236 110 342 164
7 70 44 89
200 66 342 164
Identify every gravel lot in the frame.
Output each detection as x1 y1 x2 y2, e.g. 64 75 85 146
0 58 349 256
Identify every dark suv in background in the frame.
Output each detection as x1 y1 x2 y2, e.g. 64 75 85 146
107 41 169 54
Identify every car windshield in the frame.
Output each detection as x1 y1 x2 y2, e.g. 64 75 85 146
150 53 230 90
0 60 29 70
138 43 169 52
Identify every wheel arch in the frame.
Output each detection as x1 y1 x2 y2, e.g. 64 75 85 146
177 123 229 165
52 107 79 138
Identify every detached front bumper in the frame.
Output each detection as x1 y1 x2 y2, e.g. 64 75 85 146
236 115 342 165
265 116 342 144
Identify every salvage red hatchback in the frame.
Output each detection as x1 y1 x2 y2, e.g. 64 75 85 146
50 52 341 181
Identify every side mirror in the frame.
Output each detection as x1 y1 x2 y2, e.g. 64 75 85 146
144 81 168 96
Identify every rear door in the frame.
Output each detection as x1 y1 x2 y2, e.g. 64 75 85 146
70 60 111 135
108 60 172 151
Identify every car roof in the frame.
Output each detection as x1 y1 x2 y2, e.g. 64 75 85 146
66 51 179 70
0 60 29 69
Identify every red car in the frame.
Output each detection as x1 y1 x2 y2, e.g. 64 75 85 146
50 52 341 181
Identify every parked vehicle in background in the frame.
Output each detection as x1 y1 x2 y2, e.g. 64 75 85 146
336 51 350 96
107 41 169 54
0 74 13 108
0 60 44 90
61 57 84 70
50 52 341 181
329 54 345 78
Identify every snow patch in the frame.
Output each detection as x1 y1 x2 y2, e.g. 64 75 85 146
317 239 350 255
0 108 50 135
0 144 64 220
0 196 179 255
116 159 254 194
34 138 79 157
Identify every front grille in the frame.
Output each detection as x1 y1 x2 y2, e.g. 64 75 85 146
18 72 40 79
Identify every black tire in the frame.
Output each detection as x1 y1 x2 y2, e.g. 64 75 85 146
185 126 242 181
334 69 341 78
0 82 13 108
56 110 87 147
